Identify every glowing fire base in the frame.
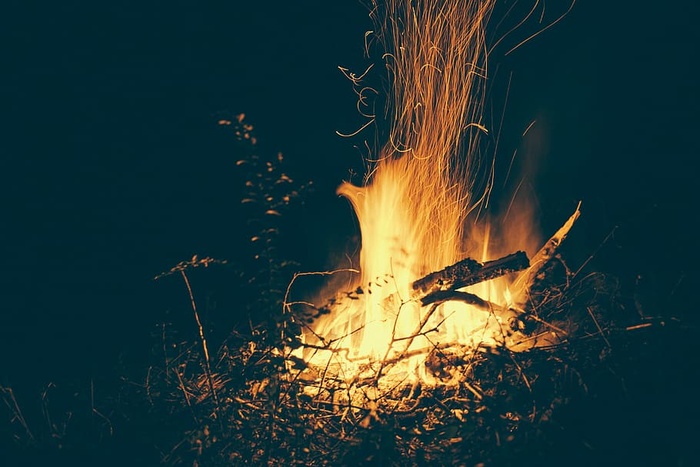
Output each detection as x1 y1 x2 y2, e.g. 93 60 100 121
289 202 580 391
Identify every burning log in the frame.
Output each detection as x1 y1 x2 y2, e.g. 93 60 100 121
412 251 530 303
510 202 582 303
298 251 530 324
419 290 499 309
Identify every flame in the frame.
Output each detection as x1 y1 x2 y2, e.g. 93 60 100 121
295 0 561 386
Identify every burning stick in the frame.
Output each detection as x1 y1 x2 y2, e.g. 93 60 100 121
412 251 530 303
511 202 582 303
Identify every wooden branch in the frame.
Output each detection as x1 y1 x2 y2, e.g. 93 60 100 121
411 251 530 302
511 202 581 302
419 290 499 309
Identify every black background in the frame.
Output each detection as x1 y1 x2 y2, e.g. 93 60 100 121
2 0 697 392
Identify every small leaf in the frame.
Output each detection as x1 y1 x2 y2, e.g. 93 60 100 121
359 414 371 429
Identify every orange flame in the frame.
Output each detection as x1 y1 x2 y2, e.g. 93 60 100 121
296 0 560 386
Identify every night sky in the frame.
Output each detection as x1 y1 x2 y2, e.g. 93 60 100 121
2 1 697 387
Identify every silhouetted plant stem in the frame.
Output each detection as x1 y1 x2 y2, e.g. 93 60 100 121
179 269 222 420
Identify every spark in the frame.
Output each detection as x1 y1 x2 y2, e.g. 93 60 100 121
296 0 575 387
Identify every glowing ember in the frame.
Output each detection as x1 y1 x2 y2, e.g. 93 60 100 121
291 0 578 386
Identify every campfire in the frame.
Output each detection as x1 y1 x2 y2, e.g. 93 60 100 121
136 1 661 465
287 0 581 393
2 1 691 465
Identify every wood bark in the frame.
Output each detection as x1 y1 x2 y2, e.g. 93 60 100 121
411 251 530 304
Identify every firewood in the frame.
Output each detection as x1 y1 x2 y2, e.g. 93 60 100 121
411 251 530 302
419 289 498 309
511 202 581 304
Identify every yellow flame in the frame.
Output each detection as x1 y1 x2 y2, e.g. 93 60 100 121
298 0 549 386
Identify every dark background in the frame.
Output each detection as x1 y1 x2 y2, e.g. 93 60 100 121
2 0 697 391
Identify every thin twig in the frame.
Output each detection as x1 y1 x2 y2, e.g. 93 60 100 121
586 306 612 350
179 269 222 417
572 226 617 280
173 368 198 424
0 386 35 444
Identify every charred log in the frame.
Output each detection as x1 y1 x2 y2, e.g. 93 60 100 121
412 251 530 301
420 290 494 308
